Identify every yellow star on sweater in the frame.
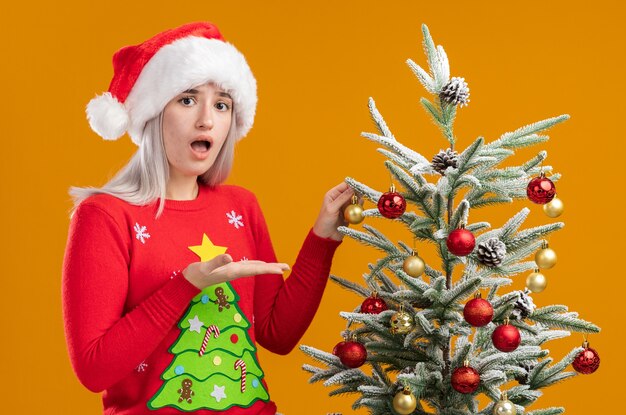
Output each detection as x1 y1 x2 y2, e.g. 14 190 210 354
188 234 228 261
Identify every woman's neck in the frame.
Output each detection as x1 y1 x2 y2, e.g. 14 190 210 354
166 177 199 201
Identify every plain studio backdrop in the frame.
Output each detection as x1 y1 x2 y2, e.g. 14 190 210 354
0 1 623 414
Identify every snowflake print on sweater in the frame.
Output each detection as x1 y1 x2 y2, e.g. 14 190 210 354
226 210 244 229
134 223 151 244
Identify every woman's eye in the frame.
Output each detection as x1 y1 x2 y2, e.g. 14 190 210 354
179 97 195 106
216 102 231 111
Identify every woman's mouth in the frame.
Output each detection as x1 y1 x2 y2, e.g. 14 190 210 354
190 140 211 159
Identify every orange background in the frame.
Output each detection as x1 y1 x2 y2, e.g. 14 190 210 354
1 1 623 414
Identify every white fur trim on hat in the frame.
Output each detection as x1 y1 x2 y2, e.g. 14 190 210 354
86 92 130 140
124 37 257 146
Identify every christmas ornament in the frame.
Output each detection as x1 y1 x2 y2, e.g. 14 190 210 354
543 196 564 218
493 391 516 415
476 237 507 267
446 225 476 256
440 76 470 107
431 148 459 175
199 325 220 357
492 318 521 352
535 240 557 269
573 339 600 374
403 253 425 277
390 305 414 334
234 359 247 392
344 195 364 224
526 173 556 204
360 293 388 314
463 292 494 327
451 360 480 394
377 184 406 219
392 386 417 415
337 340 367 368
525 269 547 293
510 289 536 320
332 340 347 356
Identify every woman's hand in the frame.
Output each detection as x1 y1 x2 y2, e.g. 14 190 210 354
312 182 356 241
183 254 290 290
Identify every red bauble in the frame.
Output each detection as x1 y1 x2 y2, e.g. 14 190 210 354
377 191 406 219
332 341 346 356
573 346 600 374
451 366 480 394
446 228 476 256
360 295 388 314
492 323 521 352
336 341 367 368
527 176 556 204
463 298 494 327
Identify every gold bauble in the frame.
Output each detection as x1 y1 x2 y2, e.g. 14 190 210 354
344 203 364 224
535 246 557 269
526 270 547 293
543 197 564 218
493 399 516 415
390 310 414 334
392 388 417 415
403 255 425 277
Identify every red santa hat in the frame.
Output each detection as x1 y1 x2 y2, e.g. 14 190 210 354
86 21 257 145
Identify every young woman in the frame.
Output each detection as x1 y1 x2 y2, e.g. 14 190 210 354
62 21 353 415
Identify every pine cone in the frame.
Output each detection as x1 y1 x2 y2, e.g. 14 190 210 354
431 148 459 175
476 237 506 267
439 77 470 107
511 289 536 321
514 360 537 385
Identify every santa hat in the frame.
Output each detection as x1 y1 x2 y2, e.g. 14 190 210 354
86 22 257 145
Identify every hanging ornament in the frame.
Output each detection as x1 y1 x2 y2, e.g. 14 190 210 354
377 184 406 219
392 385 417 415
525 269 547 293
336 338 367 368
573 338 600 374
451 360 480 394
543 195 564 218
446 225 476 256
360 292 388 314
344 195 365 225
492 318 521 352
431 148 459 175
526 172 556 204
493 391 516 415
476 237 507 267
463 292 494 327
403 252 425 277
535 240 557 269
332 339 347 356
390 304 414 334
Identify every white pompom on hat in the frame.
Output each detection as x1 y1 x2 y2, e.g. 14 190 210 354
86 22 257 146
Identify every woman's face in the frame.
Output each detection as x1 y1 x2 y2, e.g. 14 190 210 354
162 82 233 180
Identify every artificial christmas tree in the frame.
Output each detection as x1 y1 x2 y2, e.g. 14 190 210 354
300 24 600 415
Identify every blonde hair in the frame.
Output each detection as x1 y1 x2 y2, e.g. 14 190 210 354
68 110 237 219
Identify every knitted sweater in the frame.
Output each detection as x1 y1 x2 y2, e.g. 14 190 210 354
62 184 341 414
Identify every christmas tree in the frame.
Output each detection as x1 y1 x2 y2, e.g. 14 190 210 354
300 24 601 415
148 234 269 411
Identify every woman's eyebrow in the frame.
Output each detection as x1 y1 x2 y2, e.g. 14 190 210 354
182 89 232 100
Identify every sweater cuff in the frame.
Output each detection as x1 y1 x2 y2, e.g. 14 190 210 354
302 228 342 264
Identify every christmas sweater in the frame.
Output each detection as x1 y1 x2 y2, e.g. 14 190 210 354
62 184 341 415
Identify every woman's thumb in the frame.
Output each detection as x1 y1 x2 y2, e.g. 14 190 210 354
204 254 233 272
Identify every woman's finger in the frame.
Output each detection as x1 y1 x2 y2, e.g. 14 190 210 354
201 254 233 274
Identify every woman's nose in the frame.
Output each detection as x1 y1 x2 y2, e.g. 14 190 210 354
196 104 214 129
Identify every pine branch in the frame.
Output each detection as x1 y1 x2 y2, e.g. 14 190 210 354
368 97 395 139
529 312 601 333
530 347 583 389
329 274 371 297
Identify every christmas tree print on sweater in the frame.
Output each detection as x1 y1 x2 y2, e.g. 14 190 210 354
148 234 269 411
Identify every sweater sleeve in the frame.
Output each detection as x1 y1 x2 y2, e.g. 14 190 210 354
61 203 201 392
251 196 342 355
